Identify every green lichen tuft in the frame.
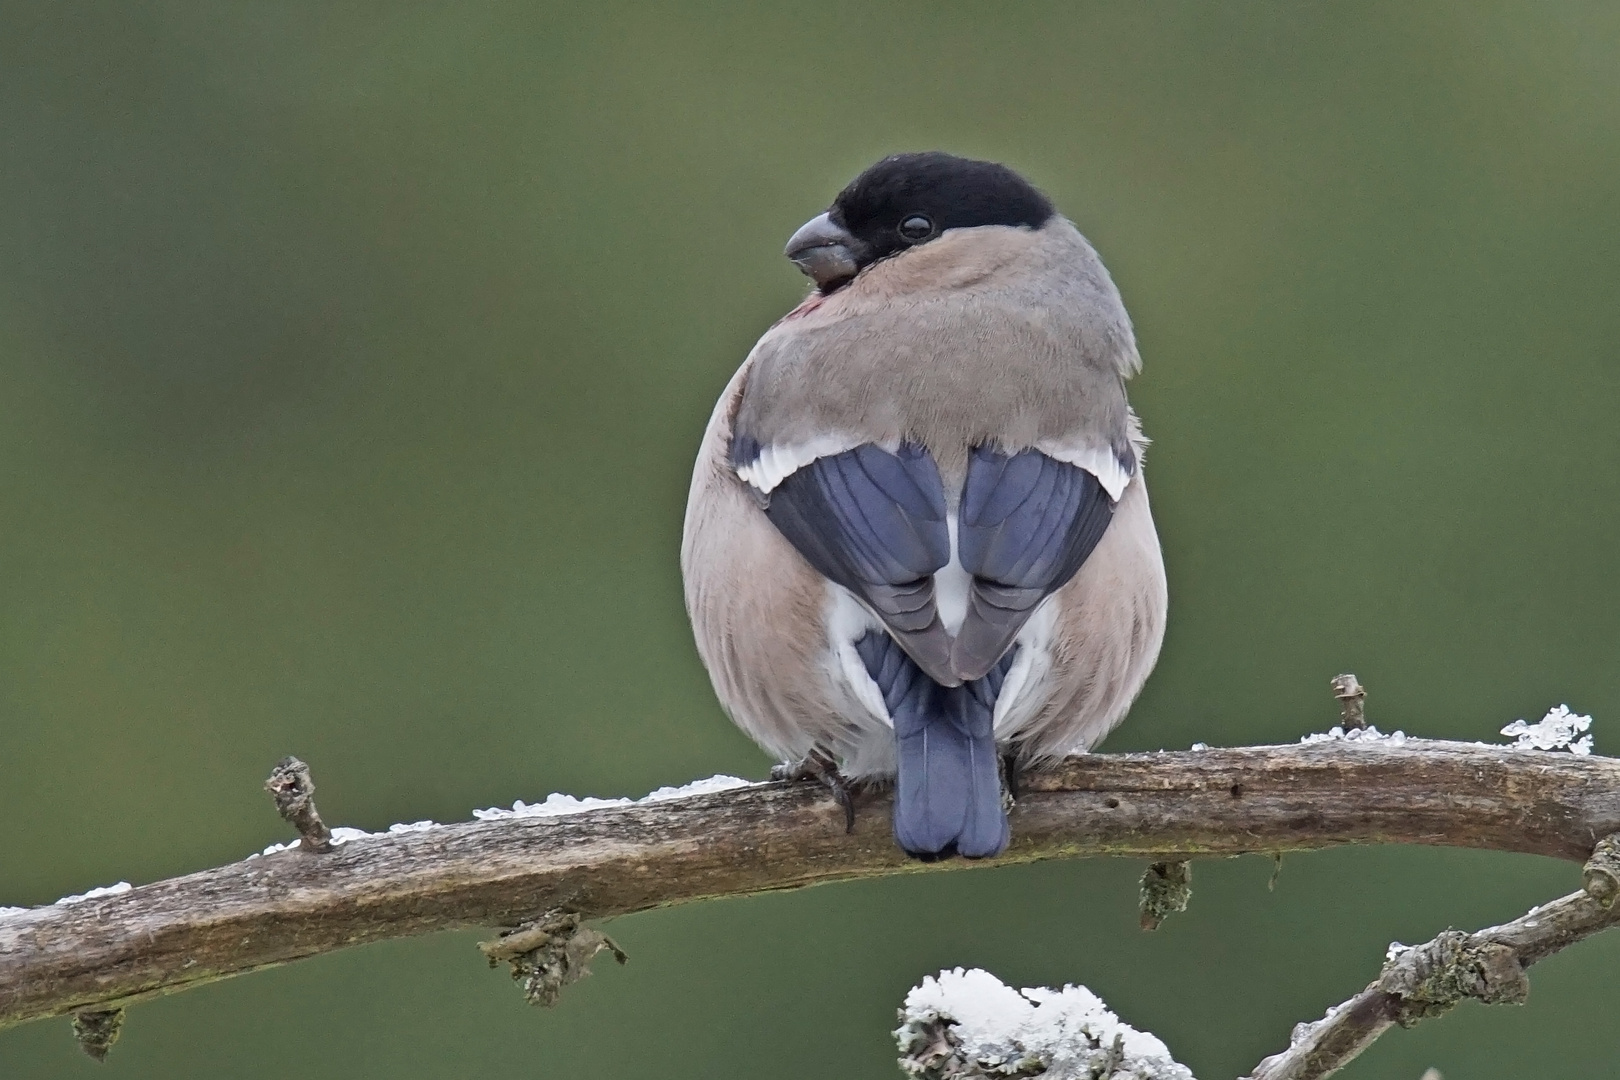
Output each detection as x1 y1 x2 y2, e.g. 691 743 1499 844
71 1008 124 1062
1138 861 1192 931
1379 932 1528 1028
479 912 627 1008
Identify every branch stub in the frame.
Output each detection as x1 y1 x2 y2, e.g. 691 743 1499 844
1583 835 1620 907
264 756 333 854
1330 674 1367 730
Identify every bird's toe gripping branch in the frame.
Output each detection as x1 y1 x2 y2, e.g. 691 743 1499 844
770 747 858 833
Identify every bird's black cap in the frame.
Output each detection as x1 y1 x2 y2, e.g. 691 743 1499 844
830 152 1055 269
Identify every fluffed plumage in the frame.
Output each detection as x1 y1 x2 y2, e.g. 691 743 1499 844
682 153 1167 858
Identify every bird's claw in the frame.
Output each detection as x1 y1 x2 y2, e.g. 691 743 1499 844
1000 752 1023 812
772 748 857 833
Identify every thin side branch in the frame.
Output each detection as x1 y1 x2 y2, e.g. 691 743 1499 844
1244 876 1620 1080
4 740 1619 1030
896 872 1620 1080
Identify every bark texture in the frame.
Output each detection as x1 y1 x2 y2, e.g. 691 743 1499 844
3 740 1618 1030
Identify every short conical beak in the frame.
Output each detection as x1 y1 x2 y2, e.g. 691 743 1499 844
784 212 862 291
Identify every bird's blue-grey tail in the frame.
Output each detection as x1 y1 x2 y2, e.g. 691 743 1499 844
855 631 1014 858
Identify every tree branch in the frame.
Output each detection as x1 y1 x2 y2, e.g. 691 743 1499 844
1244 880 1620 1079
897 869 1620 1080
3 739 1618 1034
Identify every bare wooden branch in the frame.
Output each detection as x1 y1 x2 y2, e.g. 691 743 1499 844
897 870 1620 1080
4 739 1619 1033
1243 875 1620 1080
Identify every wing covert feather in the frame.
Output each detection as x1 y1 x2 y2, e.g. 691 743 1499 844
746 442 960 685
952 446 1116 680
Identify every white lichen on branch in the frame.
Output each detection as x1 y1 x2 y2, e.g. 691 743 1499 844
1299 724 1408 747
0 883 133 924
897 968 1194 1080
1501 705 1593 754
248 774 753 858
1297 703 1594 755
470 774 752 821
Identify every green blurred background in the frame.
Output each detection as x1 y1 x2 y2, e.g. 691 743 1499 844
3 2 1619 1076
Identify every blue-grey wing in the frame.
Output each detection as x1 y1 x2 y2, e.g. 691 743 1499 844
742 441 960 686
952 445 1117 681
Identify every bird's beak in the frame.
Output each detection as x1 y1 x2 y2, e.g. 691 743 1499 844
785 212 863 291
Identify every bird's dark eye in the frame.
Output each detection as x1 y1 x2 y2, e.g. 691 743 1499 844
898 214 934 242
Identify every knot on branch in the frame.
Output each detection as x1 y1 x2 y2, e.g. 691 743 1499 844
479 912 626 1007
1378 931 1528 1026
1139 861 1192 931
71 1008 123 1062
1583 835 1620 907
264 757 333 854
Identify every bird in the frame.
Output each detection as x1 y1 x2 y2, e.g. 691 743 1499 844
681 152 1166 859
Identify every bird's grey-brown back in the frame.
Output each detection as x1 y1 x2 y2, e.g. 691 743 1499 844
735 219 1137 479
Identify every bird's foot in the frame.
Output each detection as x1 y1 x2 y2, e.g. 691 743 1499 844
1000 752 1023 812
771 747 856 833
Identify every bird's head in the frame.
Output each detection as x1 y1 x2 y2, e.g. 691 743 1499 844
784 152 1055 293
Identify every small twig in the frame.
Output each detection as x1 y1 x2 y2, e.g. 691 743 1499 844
1099 1032 1125 1076
263 756 333 854
1330 674 1367 730
1139 861 1192 931
479 912 626 1007
71 1008 123 1062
